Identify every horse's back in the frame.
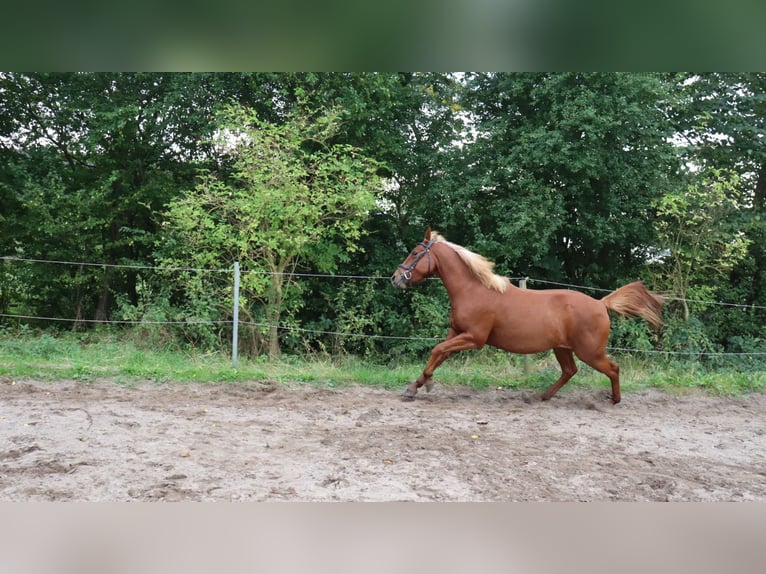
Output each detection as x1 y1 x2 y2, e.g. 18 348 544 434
512 286 604 317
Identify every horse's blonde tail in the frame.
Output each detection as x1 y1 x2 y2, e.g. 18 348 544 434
601 281 664 328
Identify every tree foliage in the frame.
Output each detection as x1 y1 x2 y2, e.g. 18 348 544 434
460 73 678 284
158 104 382 356
653 168 751 319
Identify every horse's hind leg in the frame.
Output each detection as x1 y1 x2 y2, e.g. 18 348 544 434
578 351 621 404
541 348 578 401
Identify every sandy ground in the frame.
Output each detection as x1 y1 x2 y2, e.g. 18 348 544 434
2 376 765 501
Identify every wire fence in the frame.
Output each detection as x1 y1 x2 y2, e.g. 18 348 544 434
2 255 766 357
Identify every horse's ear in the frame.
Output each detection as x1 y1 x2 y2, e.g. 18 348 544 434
424 227 432 242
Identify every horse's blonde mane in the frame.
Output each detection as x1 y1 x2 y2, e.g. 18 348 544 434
431 232 510 293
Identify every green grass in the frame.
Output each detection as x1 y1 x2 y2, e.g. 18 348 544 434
0 332 764 396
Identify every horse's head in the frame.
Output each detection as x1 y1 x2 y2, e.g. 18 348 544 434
391 227 437 289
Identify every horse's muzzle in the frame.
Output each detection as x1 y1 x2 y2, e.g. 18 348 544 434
391 271 410 289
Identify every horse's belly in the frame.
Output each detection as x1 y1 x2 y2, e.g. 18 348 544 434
487 329 561 354
485 312 573 354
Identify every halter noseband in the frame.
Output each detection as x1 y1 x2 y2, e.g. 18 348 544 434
398 239 436 282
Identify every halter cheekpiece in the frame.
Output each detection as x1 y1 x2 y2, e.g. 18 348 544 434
397 239 436 282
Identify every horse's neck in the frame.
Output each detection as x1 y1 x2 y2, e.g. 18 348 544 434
434 245 485 299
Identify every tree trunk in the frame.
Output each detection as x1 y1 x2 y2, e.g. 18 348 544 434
94 266 111 322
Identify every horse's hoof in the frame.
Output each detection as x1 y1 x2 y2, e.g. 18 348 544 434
401 388 417 400
424 380 434 393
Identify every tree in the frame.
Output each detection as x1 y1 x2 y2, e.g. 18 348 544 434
0 72 306 324
670 73 766 307
460 73 679 285
0 73 228 322
653 168 751 320
159 104 383 357
249 73 467 355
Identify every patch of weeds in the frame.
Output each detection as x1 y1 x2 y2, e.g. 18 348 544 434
71 365 95 381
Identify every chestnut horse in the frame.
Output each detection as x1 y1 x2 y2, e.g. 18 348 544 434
391 228 663 404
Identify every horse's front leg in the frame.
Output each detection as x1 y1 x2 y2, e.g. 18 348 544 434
403 331 483 399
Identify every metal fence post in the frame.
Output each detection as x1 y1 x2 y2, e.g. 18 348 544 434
232 261 240 369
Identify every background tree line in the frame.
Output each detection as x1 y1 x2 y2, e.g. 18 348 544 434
1 72 765 361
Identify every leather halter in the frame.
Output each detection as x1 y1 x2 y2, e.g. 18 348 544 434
397 239 436 283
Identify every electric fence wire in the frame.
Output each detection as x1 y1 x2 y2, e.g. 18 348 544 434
3 255 766 355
